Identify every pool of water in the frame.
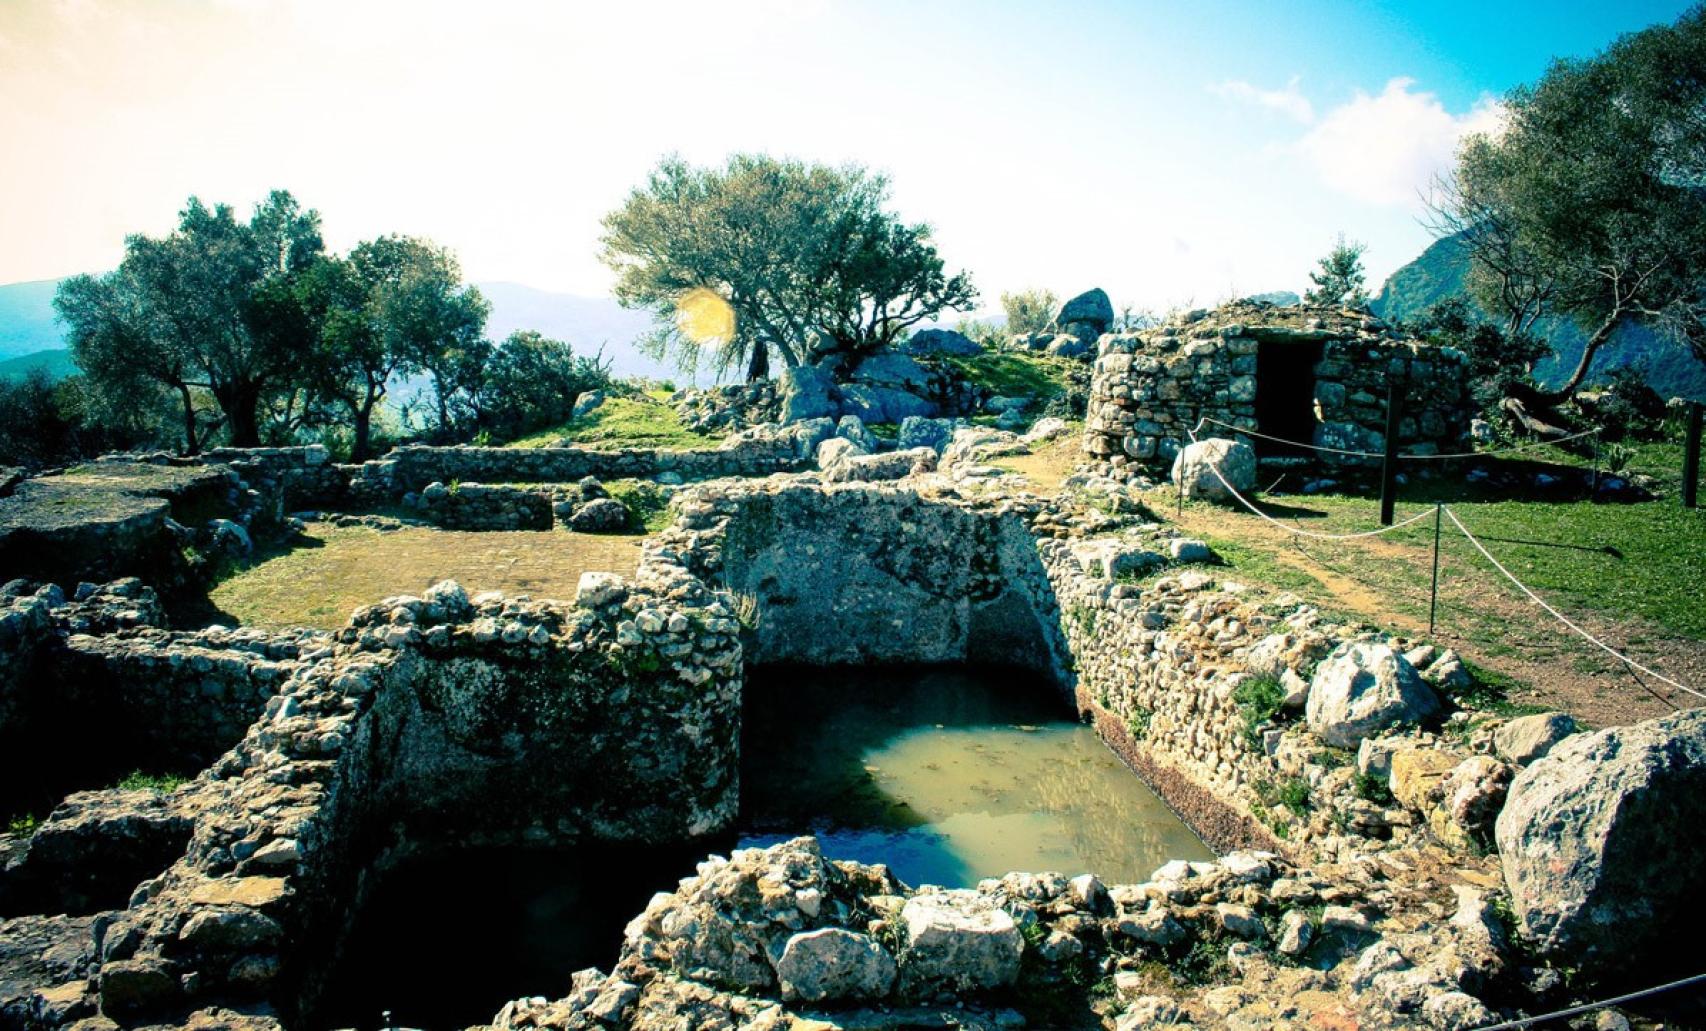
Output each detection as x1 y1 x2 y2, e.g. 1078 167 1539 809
738 664 1212 887
313 664 1211 1029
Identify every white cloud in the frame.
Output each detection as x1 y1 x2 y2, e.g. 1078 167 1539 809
1294 78 1504 207
1209 77 1315 124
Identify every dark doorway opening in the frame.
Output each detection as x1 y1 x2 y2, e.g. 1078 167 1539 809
1254 340 1325 457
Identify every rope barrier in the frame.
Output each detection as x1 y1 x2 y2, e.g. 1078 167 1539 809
1197 417 1603 462
1468 971 1706 1030
1183 425 1437 540
1444 506 1706 702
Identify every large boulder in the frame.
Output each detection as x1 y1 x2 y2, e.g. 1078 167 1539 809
773 928 897 1002
1170 438 1257 503
897 416 958 453
779 365 839 423
898 891 1023 995
838 384 935 424
1055 288 1115 335
904 328 982 357
1305 642 1441 747
1494 708 1706 973
568 498 630 534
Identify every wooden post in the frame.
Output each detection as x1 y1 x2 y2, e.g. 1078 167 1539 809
1428 504 1444 636
1685 401 1704 510
1379 379 1404 526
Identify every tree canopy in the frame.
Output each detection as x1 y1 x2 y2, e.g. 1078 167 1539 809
600 154 975 381
1304 234 1370 308
1000 289 1059 336
1430 5 1706 401
56 190 323 449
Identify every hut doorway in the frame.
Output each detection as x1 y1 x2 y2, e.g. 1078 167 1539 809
1254 340 1325 457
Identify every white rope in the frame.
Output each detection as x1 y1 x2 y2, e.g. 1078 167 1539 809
1469 970 1706 1030
1198 417 1603 462
1183 426 1437 540
1445 507 1706 702
1199 418 1383 458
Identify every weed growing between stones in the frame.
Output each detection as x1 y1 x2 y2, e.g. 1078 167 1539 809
6 812 37 836
1127 707 1152 739
1233 674 1287 749
114 771 188 793
1352 771 1394 805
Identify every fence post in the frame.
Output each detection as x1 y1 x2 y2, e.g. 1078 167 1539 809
1379 379 1404 526
1429 503 1444 636
1685 401 1703 510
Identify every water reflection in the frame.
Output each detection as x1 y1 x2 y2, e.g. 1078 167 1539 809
738 665 1213 887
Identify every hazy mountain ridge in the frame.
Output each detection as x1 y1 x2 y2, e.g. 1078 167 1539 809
1372 234 1706 401
0 278 688 384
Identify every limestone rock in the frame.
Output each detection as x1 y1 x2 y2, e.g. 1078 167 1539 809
904 328 982 356
1055 288 1115 333
569 498 630 534
773 927 896 1002
1493 712 1578 766
779 364 838 423
1494 708 1706 973
571 390 605 419
1170 438 1256 503
815 436 866 469
898 416 958 453
1306 642 1440 748
898 890 1022 994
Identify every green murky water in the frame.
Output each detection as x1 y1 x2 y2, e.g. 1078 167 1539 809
738 665 1214 887
316 665 1213 1029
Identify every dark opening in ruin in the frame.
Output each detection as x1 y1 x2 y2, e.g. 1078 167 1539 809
1254 339 1326 457
310 841 719 1031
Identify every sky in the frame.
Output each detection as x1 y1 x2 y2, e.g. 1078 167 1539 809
0 0 1694 313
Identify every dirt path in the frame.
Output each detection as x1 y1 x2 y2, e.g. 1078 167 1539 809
1173 504 1706 729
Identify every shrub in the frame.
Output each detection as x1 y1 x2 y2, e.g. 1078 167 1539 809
1233 674 1288 749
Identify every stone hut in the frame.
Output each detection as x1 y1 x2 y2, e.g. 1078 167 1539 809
1082 302 1473 477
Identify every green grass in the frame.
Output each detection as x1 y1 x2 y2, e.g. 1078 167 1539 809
936 350 1075 400
116 770 188 792
1233 675 1288 749
603 479 674 533
1163 433 1706 643
507 394 724 451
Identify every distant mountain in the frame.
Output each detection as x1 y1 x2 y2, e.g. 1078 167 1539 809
1372 234 1706 401
0 279 67 361
0 277 702 386
1242 291 1301 307
472 282 700 384
0 349 76 382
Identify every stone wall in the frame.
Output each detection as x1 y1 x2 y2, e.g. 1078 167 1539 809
1083 302 1473 477
5 576 743 1026
645 480 1074 676
414 481 554 531
387 433 815 493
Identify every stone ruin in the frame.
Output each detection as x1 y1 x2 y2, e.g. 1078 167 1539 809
1 413 1703 1031
1082 302 1475 479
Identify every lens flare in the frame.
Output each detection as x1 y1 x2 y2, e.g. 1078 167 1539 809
675 287 735 345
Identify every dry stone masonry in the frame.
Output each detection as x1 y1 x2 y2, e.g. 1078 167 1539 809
1083 302 1474 478
1 414 1702 1031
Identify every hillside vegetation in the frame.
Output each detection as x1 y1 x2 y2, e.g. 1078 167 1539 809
1374 233 1706 401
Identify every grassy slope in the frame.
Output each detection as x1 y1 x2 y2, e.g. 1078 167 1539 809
1153 437 1704 725
507 393 723 450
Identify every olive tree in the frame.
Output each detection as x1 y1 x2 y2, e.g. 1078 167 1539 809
1429 6 1706 402
55 191 324 450
601 154 974 381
